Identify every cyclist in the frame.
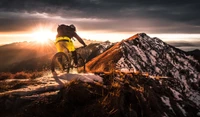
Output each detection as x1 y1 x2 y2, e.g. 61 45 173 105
55 24 87 67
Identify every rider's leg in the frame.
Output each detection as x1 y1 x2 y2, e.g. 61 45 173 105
72 50 78 65
65 40 77 67
56 42 65 69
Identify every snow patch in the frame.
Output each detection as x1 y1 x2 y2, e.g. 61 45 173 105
161 96 174 113
177 103 187 116
150 50 157 56
155 67 161 73
132 45 148 62
163 112 169 117
170 88 182 101
189 91 200 106
120 68 131 72
56 73 103 83
148 54 156 65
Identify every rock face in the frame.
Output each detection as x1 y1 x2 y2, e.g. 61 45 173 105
117 33 200 78
87 33 199 77
85 33 200 116
1 73 199 117
77 41 113 63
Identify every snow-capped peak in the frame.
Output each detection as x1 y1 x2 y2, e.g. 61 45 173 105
116 33 200 106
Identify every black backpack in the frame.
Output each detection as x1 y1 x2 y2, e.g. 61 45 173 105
57 24 76 37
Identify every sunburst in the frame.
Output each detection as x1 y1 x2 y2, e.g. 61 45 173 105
31 27 56 43
31 26 56 43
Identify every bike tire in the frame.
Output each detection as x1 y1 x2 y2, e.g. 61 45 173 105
51 52 71 74
77 56 85 73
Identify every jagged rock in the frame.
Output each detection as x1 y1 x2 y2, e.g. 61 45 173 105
85 33 200 116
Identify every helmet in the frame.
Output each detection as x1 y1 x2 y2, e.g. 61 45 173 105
70 24 76 31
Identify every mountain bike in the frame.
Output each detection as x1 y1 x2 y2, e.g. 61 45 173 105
51 48 85 74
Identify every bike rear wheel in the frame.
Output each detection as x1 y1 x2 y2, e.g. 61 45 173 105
51 52 71 74
77 54 85 73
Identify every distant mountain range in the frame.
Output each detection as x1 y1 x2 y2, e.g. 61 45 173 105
0 41 56 72
187 49 200 63
0 39 112 72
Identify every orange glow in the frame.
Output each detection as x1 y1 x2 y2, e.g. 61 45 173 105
150 34 200 41
31 29 56 43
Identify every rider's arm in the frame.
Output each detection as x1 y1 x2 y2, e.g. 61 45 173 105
74 32 87 47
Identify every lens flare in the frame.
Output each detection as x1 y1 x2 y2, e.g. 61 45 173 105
31 29 56 43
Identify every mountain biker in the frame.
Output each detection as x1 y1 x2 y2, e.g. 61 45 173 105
55 24 87 67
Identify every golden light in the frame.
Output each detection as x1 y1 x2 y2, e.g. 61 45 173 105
79 31 131 42
150 34 200 42
31 29 56 43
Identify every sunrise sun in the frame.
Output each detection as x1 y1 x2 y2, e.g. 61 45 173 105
31 29 56 43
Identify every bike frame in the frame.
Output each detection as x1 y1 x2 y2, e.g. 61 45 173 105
51 43 85 73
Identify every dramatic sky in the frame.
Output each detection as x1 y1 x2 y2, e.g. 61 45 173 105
0 0 200 50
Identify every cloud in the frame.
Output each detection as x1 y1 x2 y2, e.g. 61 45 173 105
166 41 200 51
0 0 200 33
163 37 200 51
167 41 196 47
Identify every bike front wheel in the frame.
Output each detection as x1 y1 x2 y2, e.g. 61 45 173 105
51 52 71 74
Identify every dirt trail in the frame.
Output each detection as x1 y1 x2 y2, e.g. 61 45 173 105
0 72 103 97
